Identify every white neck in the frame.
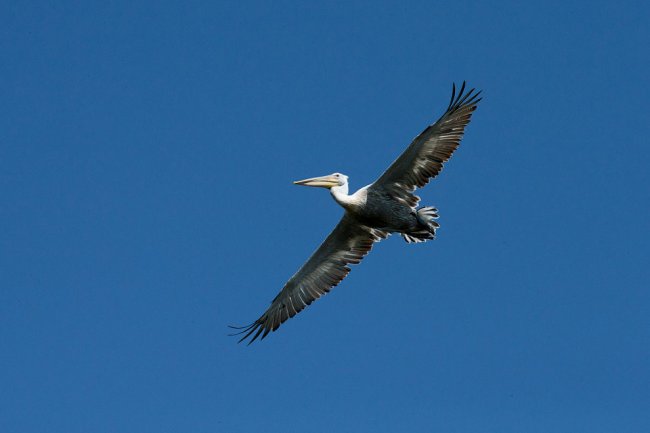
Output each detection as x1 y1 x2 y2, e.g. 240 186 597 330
330 182 354 209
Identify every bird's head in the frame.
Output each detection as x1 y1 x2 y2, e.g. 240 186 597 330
293 172 348 189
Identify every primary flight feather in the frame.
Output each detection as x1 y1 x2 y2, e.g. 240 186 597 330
230 82 481 344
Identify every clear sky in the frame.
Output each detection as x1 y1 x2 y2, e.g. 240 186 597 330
1 1 649 432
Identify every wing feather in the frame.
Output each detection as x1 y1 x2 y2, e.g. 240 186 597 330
371 82 482 207
230 213 388 344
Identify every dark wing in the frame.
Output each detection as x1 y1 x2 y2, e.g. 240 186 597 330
371 82 482 208
230 213 388 344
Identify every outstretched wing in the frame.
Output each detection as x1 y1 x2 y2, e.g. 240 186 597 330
230 213 388 344
371 82 482 208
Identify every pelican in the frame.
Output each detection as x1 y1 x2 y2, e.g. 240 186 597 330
230 82 481 344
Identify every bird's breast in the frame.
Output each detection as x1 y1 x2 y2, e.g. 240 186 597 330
350 189 415 231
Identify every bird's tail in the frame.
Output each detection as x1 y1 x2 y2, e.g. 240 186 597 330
402 206 440 243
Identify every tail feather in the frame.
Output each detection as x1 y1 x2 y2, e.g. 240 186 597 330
401 206 440 243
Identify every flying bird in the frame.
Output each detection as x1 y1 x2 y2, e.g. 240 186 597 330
230 82 481 344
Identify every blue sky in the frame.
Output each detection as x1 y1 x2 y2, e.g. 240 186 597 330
1 1 649 432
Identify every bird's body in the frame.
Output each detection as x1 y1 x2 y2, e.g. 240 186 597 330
335 186 427 235
231 82 482 343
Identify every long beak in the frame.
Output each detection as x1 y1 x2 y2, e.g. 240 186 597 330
293 174 339 188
